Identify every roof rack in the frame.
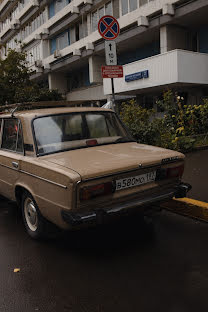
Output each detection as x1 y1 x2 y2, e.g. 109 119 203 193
0 100 82 113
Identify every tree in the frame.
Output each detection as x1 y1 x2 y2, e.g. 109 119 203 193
0 49 63 106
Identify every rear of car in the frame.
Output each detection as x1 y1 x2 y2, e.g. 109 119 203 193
65 158 187 226
33 108 191 228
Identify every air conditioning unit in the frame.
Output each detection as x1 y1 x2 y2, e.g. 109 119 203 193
54 50 61 58
34 60 43 68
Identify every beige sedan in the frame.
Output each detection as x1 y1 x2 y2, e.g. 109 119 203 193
0 107 191 239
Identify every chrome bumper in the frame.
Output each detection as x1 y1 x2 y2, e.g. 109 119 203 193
61 183 191 226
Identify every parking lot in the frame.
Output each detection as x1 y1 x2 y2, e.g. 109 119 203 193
0 149 208 312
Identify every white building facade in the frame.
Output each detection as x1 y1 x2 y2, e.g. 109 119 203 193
0 0 208 107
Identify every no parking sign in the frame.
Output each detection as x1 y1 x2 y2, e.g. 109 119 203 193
98 15 120 40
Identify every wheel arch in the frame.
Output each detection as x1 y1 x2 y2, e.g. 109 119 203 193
15 184 36 208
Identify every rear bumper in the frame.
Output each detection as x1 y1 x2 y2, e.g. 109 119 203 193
61 182 191 227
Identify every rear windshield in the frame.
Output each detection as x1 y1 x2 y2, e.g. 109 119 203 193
33 112 134 156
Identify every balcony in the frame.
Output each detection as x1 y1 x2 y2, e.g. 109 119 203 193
0 0 38 39
103 50 208 95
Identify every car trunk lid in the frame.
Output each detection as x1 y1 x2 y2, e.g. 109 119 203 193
43 142 184 180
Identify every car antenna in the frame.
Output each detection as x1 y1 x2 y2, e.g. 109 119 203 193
11 106 18 118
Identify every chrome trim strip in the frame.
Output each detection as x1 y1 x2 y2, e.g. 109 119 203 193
0 163 67 189
20 170 67 189
0 163 16 170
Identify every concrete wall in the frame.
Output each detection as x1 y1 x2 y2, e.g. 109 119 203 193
103 50 208 95
66 84 107 101
89 55 105 84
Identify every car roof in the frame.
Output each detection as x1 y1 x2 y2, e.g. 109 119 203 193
0 106 113 119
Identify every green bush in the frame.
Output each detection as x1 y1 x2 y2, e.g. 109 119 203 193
120 99 158 145
119 91 208 153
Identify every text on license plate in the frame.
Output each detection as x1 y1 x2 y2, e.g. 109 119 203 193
116 171 156 191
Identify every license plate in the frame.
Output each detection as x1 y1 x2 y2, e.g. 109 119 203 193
115 171 156 191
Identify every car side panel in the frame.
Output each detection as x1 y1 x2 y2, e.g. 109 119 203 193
0 151 23 200
14 157 81 229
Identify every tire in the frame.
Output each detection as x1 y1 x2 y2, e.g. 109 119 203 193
21 191 56 240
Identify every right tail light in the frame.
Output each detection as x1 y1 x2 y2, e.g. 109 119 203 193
167 164 184 178
157 164 184 180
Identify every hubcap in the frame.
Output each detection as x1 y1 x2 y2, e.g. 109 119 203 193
24 198 38 231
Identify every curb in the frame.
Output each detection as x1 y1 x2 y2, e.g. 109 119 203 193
160 198 208 222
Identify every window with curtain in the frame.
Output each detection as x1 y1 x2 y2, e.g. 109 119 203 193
120 0 137 16
91 2 113 32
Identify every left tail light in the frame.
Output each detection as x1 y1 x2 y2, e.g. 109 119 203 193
80 182 113 201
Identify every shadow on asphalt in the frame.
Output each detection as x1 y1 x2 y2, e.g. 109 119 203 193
55 215 156 254
1 197 156 255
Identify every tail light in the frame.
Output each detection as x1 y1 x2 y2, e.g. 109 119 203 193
167 164 184 178
80 182 113 201
157 164 184 180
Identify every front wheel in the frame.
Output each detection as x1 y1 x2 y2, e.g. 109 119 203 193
21 191 53 239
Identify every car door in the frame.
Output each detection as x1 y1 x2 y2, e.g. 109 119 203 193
0 118 24 200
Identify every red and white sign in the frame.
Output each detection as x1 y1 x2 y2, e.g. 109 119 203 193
98 15 120 40
101 66 123 78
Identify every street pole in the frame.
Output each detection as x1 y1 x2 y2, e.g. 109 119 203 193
111 78 116 113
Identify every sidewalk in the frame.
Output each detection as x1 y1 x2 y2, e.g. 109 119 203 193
182 149 208 202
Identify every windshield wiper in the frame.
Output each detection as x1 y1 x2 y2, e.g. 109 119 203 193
114 137 136 144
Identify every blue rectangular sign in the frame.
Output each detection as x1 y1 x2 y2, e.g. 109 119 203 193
125 70 149 82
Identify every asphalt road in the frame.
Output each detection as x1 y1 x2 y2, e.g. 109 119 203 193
1 197 208 312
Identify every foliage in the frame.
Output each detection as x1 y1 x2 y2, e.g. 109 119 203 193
120 91 208 153
120 99 158 145
0 49 63 106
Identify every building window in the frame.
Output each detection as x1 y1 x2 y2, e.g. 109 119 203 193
0 0 31 33
67 66 90 91
20 8 48 41
50 31 70 54
74 17 87 42
139 0 154 6
49 0 71 18
57 31 69 50
91 1 113 32
26 44 41 66
120 0 137 16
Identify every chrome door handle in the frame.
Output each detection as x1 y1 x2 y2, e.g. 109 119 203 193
12 162 19 169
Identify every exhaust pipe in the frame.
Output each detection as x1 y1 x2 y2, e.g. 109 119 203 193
175 183 192 198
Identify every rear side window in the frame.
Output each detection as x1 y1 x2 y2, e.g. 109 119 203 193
1 119 23 153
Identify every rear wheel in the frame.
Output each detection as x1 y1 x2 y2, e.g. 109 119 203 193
21 191 56 239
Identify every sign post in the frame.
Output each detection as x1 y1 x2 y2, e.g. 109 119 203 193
98 15 121 112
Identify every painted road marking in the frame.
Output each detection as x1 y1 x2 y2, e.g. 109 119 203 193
161 198 208 222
